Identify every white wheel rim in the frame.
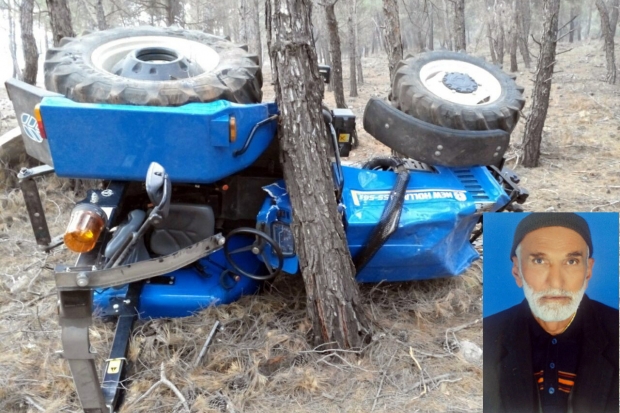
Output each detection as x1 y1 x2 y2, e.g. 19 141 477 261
419 59 502 105
91 36 220 77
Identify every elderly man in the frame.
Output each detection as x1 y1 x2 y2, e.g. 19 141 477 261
483 213 618 413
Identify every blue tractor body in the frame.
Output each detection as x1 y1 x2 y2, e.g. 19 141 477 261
30 97 516 319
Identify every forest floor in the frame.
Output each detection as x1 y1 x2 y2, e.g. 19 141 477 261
0 39 619 413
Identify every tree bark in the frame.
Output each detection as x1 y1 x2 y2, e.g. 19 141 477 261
517 0 531 68
596 0 617 84
8 0 22 79
166 0 181 26
382 0 403 82
427 3 434 50
348 0 358 97
441 0 453 49
238 0 248 43
356 46 364 84
522 0 560 167
324 0 347 108
509 0 518 72
487 21 498 64
453 0 466 51
20 0 38 85
252 0 262 67
96 0 107 30
609 0 619 37
496 25 505 67
46 0 76 46
586 0 593 38
568 5 578 43
265 0 370 349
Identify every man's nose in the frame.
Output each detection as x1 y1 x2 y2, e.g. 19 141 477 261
546 263 563 289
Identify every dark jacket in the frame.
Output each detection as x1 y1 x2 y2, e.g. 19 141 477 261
483 295 619 413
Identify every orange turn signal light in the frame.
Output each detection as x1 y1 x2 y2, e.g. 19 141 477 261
230 116 237 143
33 104 47 139
64 203 107 253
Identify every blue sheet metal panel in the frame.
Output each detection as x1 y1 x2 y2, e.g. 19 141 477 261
40 97 277 183
93 241 262 318
341 165 509 282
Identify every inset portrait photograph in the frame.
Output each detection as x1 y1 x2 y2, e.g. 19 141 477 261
482 212 619 413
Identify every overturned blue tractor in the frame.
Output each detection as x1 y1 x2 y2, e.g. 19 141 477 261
7 26 527 413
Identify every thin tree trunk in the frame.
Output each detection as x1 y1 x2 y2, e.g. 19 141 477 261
487 21 497 64
20 0 38 85
96 0 107 30
453 0 465 51
496 25 505 67
586 0 593 38
517 0 531 68
252 0 262 67
348 0 357 97
265 0 370 349
569 5 578 43
509 27 518 72
609 0 619 37
325 0 347 108
427 3 434 50
441 0 453 50
46 0 76 45
596 0 617 84
522 0 561 167
356 46 363 84
238 0 248 43
382 0 403 82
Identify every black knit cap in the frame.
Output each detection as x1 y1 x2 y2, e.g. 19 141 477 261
510 213 593 259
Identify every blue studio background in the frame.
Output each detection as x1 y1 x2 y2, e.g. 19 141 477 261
483 212 619 317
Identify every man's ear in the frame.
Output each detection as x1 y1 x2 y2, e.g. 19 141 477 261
511 256 523 288
585 258 594 283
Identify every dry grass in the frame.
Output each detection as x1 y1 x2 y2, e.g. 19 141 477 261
1 39 619 412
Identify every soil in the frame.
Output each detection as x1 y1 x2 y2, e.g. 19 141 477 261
0 40 618 413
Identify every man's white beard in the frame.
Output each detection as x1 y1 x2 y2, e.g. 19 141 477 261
520 271 587 323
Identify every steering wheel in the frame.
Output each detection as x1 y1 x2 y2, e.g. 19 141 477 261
224 227 284 281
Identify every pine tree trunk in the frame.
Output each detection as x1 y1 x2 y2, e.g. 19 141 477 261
348 1 358 98
496 25 505 67
252 0 262 67
20 0 38 85
46 0 76 46
517 0 531 68
610 0 619 37
586 0 593 38
428 5 434 50
96 0 107 30
569 5 578 43
596 0 617 84
453 0 466 51
522 0 561 167
265 0 371 349
487 21 498 64
442 0 453 50
356 46 364 84
509 28 518 72
382 0 403 82
238 0 248 44
325 0 347 108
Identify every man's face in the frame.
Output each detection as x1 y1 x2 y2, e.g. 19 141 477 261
511 226 594 322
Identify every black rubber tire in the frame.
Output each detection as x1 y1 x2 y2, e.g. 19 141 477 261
44 26 262 106
391 51 525 133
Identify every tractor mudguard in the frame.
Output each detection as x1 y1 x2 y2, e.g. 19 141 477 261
363 97 510 167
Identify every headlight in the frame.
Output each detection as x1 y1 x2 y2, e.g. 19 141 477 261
64 203 107 253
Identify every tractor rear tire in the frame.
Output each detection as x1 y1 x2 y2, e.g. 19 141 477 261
44 26 262 106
